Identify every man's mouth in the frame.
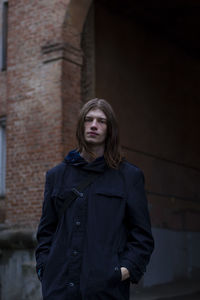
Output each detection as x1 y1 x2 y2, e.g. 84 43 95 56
88 132 98 136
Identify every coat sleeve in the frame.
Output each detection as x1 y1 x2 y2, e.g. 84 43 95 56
35 170 58 277
120 168 154 284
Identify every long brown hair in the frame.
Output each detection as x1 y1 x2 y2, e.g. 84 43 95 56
76 98 123 169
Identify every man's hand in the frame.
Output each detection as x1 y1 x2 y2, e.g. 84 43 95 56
120 267 130 281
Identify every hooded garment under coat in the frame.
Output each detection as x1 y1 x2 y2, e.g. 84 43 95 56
35 150 154 300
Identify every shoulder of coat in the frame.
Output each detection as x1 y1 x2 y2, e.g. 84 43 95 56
120 160 142 174
119 160 144 185
47 162 67 177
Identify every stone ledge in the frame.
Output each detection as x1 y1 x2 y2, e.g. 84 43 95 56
0 228 36 249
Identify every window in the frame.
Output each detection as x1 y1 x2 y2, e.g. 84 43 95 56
0 117 6 196
1 1 8 71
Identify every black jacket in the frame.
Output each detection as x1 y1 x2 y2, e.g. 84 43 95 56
35 150 154 300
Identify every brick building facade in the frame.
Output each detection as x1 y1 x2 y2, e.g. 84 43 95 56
0 0 200 299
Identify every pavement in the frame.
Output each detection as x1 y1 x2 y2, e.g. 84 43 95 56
130 279 200 300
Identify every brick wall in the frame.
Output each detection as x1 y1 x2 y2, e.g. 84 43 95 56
2 0 200 232
0 0 92 227
0 0 8 223
2 0 72 227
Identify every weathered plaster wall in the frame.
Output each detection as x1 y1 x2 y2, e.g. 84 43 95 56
94 0 200 232
94 0 200 285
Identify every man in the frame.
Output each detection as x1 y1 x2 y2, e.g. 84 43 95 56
35 98 154 300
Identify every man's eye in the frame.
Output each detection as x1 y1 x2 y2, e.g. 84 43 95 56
99 119 106 124
85 117 93 122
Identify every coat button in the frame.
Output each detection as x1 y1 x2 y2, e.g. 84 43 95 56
75 221 81 226
73 250 78 256
68 282 74 287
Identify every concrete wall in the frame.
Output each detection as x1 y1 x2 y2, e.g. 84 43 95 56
0 228 41 300
0 249 41 300
143 228 200 287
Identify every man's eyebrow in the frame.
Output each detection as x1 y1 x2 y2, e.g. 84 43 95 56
98 117 107 120
85 116 107 120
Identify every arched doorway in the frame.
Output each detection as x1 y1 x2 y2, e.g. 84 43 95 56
80 0 200 288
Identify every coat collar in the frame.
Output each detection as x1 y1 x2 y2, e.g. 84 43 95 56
64 149 107 173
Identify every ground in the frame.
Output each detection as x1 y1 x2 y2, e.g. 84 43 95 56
131 279 200 300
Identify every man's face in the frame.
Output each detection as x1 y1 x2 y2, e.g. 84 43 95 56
84 108 107 146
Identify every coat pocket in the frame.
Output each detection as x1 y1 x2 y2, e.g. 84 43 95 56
86 253 122 294
93 188 125 223
95 186 124 199
94 188 124 208
107 253 122 286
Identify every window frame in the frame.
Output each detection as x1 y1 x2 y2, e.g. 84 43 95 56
1 0 8 71
0 117 6 197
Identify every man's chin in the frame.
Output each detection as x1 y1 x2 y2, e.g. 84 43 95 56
85 139 103 146
85 140 99 145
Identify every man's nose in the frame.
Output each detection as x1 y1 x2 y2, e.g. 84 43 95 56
91 119 97 129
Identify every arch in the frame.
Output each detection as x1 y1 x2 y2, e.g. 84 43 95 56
66 0 93 36
61 0 93 154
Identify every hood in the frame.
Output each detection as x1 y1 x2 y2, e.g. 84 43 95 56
64 149 107 173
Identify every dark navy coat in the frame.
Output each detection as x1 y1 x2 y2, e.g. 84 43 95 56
35 150 154 300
